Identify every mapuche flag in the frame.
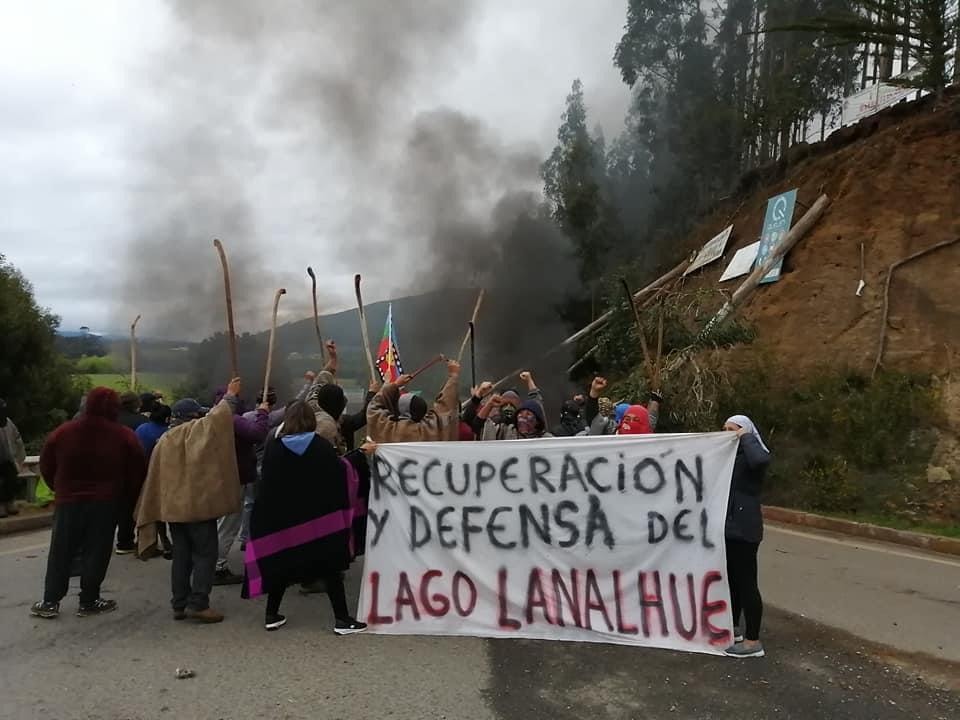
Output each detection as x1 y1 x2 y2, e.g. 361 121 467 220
375 303 404 383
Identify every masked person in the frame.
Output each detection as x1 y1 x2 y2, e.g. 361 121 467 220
616 405 653 435
241 401 371 634
0 399 26 518
552 399 586 437
135 395 240 624
366 360 461 443
31 388 147 619
472 371 544 441
516 400 551 439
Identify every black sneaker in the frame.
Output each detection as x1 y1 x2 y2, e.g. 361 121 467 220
265 614 287 631
334 618 367 636
173 609 187 621
30 601 60 619
213 568 243 586
77 599 118 617
115 545 136 556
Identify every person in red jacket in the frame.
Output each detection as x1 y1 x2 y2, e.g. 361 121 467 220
30 387 147 619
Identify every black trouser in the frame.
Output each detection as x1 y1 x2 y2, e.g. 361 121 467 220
726 538 763 641
115 499 136 549
170 520 218 612
43 501 118 606
267 572 350 619
0 461 21 504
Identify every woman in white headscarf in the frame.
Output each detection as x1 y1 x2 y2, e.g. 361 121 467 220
722 415 771 658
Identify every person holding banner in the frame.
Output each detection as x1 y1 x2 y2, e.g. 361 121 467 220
366 359 461 443
722 415 771 658
241 401 370 634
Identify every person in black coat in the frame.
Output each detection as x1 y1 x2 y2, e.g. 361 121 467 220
241 401 371 634
723 414 771 658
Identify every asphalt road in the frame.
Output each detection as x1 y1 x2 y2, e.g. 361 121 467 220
1 525 957 720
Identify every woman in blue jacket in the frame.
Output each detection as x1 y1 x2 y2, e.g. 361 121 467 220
723 415 771 658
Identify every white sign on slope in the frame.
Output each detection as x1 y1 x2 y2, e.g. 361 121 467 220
684 225 734 276
358 433 738 656
719 241 760 282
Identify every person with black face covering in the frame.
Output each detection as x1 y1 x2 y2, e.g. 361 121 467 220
0 399 26 518
552 399 587 437
472 371 545 441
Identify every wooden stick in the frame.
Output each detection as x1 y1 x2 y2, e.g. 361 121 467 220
306 267 325 361
621 278 655 383
457 289 485 363
354 274 377 383
654 298 665 390
408 354 446 381
872 237 960 378
213 239 239 378
469 321 477 390
130 314 141 392
262 288 286 405
702 194 831 338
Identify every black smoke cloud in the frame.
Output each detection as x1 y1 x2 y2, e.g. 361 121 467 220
120 0 581 408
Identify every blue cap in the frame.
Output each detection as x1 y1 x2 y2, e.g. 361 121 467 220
172 398 209 419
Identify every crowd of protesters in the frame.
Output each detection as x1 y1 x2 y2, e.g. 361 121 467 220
13 338 770 657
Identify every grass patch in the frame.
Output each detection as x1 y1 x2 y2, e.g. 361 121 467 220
83 373 184 402
823 511 960 539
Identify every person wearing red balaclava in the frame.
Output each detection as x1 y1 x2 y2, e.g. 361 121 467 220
616 405 653 435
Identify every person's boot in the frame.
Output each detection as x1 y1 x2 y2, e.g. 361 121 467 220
77 598 118 617
187 607 224 624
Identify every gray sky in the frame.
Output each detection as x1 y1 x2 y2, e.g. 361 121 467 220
0 0 630 337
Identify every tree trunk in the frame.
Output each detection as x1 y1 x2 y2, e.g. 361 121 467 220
879 0 896 80
901 0 912 76
747 1 762 169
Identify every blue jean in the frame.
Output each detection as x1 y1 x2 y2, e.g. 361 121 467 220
239 483 256 544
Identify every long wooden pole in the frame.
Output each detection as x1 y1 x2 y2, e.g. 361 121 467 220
306 267 325 362
621 278 655 382
213 239 239 378
457 289 485 363
263 288 286 404
408 354 446 382
130 314 141 392
469 321 477 390
354 274 377 383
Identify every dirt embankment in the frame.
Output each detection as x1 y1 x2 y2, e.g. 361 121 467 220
679 91 960 380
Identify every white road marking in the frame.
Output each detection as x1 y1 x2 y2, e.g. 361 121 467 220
766 524 960 569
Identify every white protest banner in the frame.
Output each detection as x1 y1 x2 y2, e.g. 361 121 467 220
684 225 734 276
359 433 738 655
